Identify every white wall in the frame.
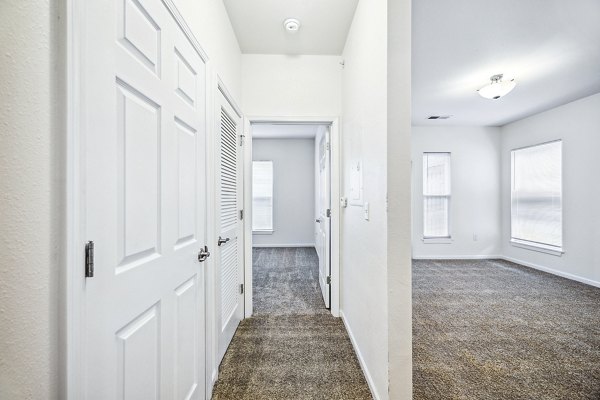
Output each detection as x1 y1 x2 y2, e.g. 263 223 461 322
501 93 600 286
387 0 413 397
252 139 315 247
241 54 342 117
0 0 65 398
411 126 502 259
340 0 390 397
173 0 242 99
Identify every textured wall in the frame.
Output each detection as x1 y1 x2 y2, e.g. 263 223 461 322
411 126 502 258
252 139 316 246
501 93 600 286
0 0 65 399
241 54 342 117
340 0 389 397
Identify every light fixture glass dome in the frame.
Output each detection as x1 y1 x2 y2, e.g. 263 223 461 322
478 74 516 99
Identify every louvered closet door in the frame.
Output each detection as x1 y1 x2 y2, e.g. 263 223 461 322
216 90 244 364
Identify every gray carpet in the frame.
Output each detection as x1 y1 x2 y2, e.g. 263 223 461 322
212 247 372 400
413 259 600 400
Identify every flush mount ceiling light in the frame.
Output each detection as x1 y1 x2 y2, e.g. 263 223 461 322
283 18 301 32
478 74 516 100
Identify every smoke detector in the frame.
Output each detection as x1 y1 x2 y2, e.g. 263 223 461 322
283 18 301 32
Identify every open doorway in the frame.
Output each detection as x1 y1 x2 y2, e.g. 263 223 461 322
242 118 341 318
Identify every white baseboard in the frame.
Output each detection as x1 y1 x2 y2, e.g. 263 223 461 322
501 255 600 288
252 243 315 248
340 310 382 400
412 254 502 260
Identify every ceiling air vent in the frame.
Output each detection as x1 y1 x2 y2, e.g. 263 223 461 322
427 115 451 120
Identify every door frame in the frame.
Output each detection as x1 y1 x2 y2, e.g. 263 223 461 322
243 116 341 318
65 0 214 397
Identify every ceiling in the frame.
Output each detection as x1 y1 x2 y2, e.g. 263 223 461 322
223 0 359 55
252 124 322 139
412 0 600 126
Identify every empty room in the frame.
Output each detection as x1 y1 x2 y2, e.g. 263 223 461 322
411 1 600 398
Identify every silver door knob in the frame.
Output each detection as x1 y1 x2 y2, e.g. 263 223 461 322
218 236 230 246
198 246 210 262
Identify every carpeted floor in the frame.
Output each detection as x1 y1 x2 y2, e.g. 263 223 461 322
212 247 372 400
413 259 600 400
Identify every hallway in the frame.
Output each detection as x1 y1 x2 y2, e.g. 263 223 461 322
212 248 372 399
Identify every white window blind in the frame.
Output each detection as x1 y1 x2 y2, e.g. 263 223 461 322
423 153 451 238
511 141 562 251
252 161 273 232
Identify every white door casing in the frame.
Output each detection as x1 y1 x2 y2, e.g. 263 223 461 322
82 0 208 398
317 128 332 308
215 88 244 365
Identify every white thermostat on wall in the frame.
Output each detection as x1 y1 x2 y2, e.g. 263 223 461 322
349 160 363 206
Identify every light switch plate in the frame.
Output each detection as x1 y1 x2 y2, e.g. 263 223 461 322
363 202 369 220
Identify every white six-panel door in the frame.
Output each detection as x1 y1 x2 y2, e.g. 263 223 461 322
83 0 208 398
317 129 332 308
216 89 244 365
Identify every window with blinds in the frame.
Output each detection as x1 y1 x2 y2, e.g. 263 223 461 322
511 140 562 252
252 161 273 232
423 153 451 239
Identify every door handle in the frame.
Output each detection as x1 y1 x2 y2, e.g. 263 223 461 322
316 218 321 223
198 245 210 262
218 236 230 246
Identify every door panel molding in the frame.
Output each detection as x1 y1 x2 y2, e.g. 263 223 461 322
66 0 211 397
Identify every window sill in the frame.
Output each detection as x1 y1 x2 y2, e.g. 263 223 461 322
510 239 564 257
422 237 452 244
253 230 274 235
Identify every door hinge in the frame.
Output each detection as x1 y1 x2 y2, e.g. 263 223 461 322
326 209 331 218
240 284 244 294
85 240 94 278
326 142 330 151
240 134 245 146
326 276 331 285
240 209 244 220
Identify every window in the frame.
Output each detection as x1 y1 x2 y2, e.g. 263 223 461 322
423 153 451 239
511 141 562 253
252 161 273 232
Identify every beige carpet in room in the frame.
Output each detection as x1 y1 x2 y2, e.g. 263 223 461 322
212 247 372 400
413 259 600 400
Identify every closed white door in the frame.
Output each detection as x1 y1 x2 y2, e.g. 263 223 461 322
82 0 208 398
215 90 244 364
316 128 332 308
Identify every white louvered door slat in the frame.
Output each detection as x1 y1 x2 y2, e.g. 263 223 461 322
216 91 244 365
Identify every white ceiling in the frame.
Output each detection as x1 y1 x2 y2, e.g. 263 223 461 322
223 0 359 55
252 124 322 139
412 0 600 126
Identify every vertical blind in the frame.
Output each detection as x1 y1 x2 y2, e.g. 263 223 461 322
252 161 273 231
511 141 562 249
423 153 451 238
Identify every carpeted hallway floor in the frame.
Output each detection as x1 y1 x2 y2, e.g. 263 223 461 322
413 259 600 400
212 247 372 399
